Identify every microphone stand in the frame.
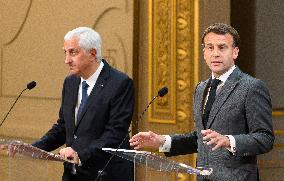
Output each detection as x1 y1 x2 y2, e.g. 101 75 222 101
95 87 168 181
0 89 27 128
0 81 36 128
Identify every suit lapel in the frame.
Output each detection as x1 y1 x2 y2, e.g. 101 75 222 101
66 76 81 132
75 60 110 127
206 68 242 128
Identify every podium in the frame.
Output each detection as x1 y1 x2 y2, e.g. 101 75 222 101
0 138 72 163
102 148 212 180
0 138 70 180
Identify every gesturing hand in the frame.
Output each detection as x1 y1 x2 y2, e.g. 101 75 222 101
201 129 230 151
129 131 165 150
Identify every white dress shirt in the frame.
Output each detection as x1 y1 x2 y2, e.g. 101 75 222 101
75 61 104 123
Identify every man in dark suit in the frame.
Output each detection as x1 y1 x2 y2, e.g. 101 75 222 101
33 27 134 181
129 23 274 181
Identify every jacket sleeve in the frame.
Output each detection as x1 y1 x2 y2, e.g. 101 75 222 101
165 131 198 156
234 79 274 157
32 80 67 151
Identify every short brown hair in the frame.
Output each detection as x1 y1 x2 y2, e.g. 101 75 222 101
201 23 240 48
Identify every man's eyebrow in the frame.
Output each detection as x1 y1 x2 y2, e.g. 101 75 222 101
218 43 227 46
205 42 213 45
63 47 76 51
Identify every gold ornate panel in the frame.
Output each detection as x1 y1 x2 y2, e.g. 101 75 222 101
147 1 199 180
272 110 284 117
148 0 199 126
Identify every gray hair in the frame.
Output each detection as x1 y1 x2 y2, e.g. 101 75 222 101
64 27 102 62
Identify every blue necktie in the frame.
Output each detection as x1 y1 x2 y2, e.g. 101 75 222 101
77 81 89 120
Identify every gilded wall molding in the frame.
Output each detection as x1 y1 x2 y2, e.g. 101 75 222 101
147 1 199 179
148 0 176 124
148 0 198 127
272 109 284 117
272 109 284 147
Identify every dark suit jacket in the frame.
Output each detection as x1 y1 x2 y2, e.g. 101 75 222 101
166 67 274 181
33 60 134 181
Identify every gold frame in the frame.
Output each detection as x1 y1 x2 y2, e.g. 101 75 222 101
147 0 199 125
148 0 177 124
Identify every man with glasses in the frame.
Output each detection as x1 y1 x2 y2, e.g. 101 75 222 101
130 23 274 181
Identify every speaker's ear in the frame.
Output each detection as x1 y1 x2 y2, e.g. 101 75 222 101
233 47 239 60
90 48 97 56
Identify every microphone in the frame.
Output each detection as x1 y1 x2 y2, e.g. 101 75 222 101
27 81 37 90
95 87 168 181
137 86 168 123
158 87 168 97
0 81 37 128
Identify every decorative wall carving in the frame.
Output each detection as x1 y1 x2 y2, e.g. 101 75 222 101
148 1 199 180
148 0 198 131
148 0 176 124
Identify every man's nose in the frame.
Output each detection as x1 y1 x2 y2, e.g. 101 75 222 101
65 55 71 64
212 48 220 57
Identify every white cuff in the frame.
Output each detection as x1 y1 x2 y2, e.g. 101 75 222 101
159 135 172 152
226 135 236 154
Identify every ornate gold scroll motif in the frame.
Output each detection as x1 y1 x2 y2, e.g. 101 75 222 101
148 0 176 124
148 0 197 127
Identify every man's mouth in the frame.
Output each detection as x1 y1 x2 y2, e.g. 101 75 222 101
211 61 222 65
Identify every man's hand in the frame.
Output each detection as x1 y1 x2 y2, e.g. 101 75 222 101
1 144 18 157
201 129 230 151
0 144 6 150
59 147 80 164
129 131 165 150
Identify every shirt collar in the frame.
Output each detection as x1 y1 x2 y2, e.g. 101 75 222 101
81 61 104 87
212 65 236 83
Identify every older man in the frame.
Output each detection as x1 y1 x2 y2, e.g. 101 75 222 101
33 27 134 181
